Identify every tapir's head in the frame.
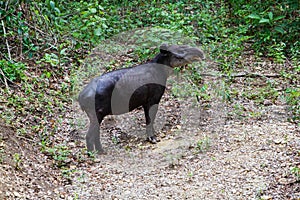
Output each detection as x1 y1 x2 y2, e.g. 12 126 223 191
158 44 205 68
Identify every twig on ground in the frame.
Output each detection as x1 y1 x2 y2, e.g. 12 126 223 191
15 135 35 143
200 71 281 79
228 72 281 78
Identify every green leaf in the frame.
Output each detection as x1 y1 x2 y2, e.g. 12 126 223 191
274 26 285 34
60 48 68 55
98 5 104 10
259 18 270 24
54 8 60 14
94 28 102 36
268 12 273 20
90 8 97 14
247 14 261 20
81 11 89 16
72 32 80 38
102 23 108 29
80 26 88 31
45 71 51 78
49 1 55 9
274 15 285 21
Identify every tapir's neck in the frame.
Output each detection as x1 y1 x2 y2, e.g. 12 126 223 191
150 53 170 66
149 53 173 76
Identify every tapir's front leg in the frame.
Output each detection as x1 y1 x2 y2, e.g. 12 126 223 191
143 104 159 143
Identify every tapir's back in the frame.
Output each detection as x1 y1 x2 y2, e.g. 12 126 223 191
95 63 168 115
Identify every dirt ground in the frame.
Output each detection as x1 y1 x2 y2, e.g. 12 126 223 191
0 56 299 199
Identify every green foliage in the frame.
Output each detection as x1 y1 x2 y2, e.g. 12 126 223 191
67 1 109 44
285 88 300 123
41 142 71 168
61 167 76 182
0 60 26 82
1 0 299 63
133 47 156 62
13 153 22 170
1 1 38 57
291 166 300 181
242 80 280 104
195 137 211 153
229 0 299 57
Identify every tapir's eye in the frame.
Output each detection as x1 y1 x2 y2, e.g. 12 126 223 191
175 55 184 59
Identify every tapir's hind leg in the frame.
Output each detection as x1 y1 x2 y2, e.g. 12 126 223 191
86 109 104 154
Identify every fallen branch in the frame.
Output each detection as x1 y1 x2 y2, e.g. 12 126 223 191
16 135 36 143
200 71 281 79
228 72 281 78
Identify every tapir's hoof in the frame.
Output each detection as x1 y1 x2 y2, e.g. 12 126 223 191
87 149 105 156
97 150 106 155
147 136 160 144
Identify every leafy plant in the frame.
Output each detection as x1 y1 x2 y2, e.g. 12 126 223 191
285 88 300 123
195 137 211 153
61 167 76 181
239 0 299 57
65 1 110 45
0 60 26 82
41 143 71 168
87 150 97 159
291 166 300 181
133 47 157 63
246 12 285 34
13 153 22 170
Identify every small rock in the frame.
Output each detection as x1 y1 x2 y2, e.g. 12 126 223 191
93 158 101 163
124 190 131 195
278 177 291 185
260 195 272 200
13 191 22 198
69 165 77 170
69 142 76 147
0 141 5 147
274 139 283 144
263 100 272 106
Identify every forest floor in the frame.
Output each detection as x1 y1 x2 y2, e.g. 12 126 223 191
0 53 299 199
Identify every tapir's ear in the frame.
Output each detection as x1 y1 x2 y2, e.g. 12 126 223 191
160 43 169 54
